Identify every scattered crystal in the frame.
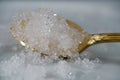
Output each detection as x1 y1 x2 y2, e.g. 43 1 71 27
0 50 100 80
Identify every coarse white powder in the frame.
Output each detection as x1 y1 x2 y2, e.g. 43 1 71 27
0 49 100 80
10 8 86 58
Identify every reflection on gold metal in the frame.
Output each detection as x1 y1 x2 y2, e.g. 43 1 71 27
20 40 26 46
66 20 86 34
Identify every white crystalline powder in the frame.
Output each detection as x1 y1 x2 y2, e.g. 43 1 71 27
10 8 85 58
0 50 100 80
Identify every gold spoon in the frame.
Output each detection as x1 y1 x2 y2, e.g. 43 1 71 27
11 19 120 59
66 20 120 53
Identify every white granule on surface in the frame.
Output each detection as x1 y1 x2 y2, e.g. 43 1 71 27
0 50 100 80
10 8 85 58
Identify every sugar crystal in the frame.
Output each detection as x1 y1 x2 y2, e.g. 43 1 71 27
10 8 85 58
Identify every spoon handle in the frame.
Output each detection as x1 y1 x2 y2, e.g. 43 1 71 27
91 33 120 44
78 33 120 53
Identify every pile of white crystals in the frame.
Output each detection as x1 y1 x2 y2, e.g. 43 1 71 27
0 49 101 80
10 8 85 58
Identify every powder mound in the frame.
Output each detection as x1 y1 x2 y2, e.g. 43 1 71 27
10 8 85 58
0 50 100 80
